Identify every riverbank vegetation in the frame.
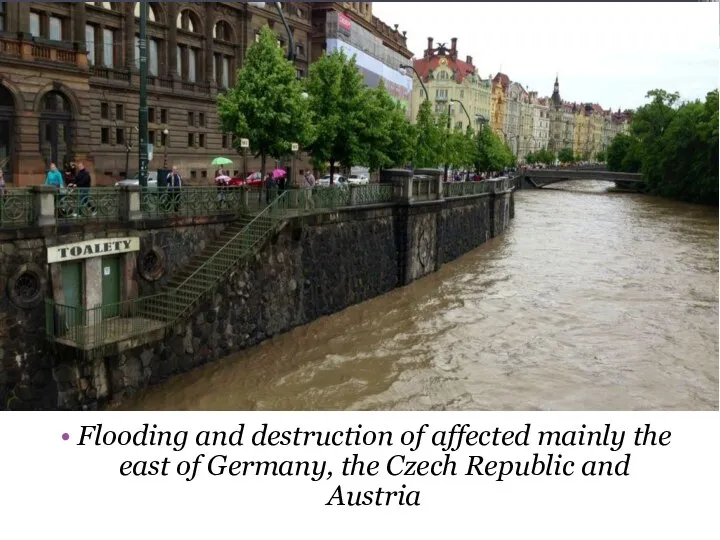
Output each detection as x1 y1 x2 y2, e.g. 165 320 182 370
606 89 718 205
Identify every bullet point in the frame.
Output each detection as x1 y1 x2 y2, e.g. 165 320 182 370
62 433 69 441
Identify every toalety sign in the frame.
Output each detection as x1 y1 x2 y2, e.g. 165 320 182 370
47 237 140 263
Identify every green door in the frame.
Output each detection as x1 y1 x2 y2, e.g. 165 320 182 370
101 256 121 318
61 262 83 331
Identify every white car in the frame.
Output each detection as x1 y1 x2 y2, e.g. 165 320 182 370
348 174 369 185
317 174 348 187
115 171 158 189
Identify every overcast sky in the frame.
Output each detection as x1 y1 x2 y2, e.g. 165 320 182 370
372 1 719 110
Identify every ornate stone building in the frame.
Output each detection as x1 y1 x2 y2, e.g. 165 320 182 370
0 1 313 186
409 37 491 131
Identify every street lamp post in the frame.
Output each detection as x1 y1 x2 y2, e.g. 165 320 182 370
138 1 149 187
400 64 428 101
450 99 471 130
163 128 169 168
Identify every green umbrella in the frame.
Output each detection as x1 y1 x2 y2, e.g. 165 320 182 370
211 157 233 166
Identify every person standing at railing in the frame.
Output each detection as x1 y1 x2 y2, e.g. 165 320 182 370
165 166 182 213
74 162 96 217
265 172 277 205
302 169 315 211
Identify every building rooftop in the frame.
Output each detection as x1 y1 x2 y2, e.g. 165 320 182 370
412 37 477 83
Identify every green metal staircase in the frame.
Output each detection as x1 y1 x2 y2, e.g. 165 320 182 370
140 192 288 326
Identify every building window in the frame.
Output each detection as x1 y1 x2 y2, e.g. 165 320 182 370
214 21 232 41
148 130 155 145
199 113 205 127
177 9 199 32
199 134 205 148
134 3 157 22
100 102 109 119
296 43 305 57
187 133 194 147
435 89 448 100
85 25 96 65
29 12 41 37
190 170 197 180
115 104 123 121
160 108 167 124
176 46 183 78
116 128 125 145
101 127 110 144
102 28 114 67
148 107 155 123
187 112 194 127
255 32 261 43
160 131 167 147
0 2 5 32
222 57 230 88
221 134 228 149
135 37 159 76
49 16 63 41
296 69 304 80
188 48 197 82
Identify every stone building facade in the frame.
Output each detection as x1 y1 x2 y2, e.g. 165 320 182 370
0 1 313 186
409 37 492 131
490 72 509 136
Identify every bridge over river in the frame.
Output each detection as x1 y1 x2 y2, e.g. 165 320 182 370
519 169 644 190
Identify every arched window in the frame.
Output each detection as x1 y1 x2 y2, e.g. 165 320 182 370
134 2 158 22
177 9 200 33
213 21 232 41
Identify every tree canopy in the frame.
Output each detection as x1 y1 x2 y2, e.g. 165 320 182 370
606 88 717 205
557 147 574 163
217 26 312 178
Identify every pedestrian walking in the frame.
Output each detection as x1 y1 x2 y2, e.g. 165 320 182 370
165 166 183 213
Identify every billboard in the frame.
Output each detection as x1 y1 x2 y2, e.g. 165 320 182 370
326 38 412 110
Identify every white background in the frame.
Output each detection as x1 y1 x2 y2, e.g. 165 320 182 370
1 412 717 539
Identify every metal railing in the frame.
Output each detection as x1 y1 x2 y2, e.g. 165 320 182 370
0 188 35 228
55 187 120 223
443 181 492 198
352 184 394 205
140 186 244 219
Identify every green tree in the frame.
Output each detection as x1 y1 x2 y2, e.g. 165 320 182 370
525 151 537 165
364 82 413 171
557 147 574 163
595 150 605 162
535 147 556 166
472 127 512 172
217 26 312 180
445 126 476 177
305 50 371 183
412 100 445 168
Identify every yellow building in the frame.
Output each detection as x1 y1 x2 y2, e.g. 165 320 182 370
409 37 491 131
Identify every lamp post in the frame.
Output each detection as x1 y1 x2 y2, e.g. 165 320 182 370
163 128 169 168
475 114 488 130
248 2 295 62
138 1 148 187
450 99 471 130
400 64 428 101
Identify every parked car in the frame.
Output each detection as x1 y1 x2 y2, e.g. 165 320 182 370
229 171 264 187
317 174 348 187
115 171 158 189
348 174 369 185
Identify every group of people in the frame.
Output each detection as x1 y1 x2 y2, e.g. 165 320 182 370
45 161 96 216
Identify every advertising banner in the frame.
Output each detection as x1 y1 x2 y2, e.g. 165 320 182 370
326 38 412 109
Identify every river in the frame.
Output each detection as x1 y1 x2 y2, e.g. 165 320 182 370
124 181 719 411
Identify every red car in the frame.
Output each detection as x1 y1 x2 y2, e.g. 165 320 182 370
229 171 264 187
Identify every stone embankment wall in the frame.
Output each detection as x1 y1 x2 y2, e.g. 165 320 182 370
0 181 516 410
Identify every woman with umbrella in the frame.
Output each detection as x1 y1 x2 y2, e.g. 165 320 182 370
212 157 233 209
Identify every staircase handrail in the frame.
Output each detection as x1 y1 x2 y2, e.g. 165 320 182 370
172 190 289 294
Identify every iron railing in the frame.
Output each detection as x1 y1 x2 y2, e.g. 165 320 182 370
0 188 35 228
351 184 394 205
140 186 245 219
443 181 493 198
55 187 121 223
